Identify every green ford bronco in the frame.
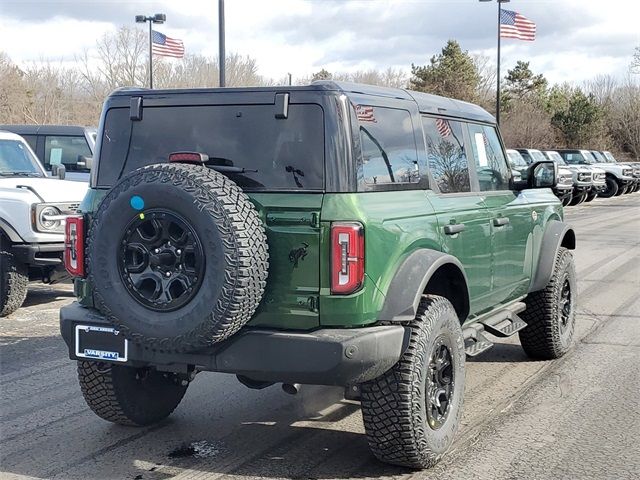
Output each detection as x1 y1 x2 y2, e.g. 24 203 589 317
60 81 576 469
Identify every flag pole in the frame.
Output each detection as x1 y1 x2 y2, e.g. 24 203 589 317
219 0 226 87
148 20 154 89
496 0 502 125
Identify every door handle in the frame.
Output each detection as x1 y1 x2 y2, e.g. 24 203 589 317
444 223 465 235
493 217 510 227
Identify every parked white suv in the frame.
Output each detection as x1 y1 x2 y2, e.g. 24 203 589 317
0 131 87 316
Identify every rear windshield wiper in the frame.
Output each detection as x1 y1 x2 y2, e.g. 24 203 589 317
209 165 257 174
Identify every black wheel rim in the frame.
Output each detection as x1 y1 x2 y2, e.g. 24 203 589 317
559 275 572 332
426 336 455 430
118 209 205 312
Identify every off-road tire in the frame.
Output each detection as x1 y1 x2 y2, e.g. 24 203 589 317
614 182 625 196
361 295 465 469
598 177 618 198
561 195 572 207
0 249 28 317
77 360 188 426
520 247 576 360
568 192 586 206
88 163 269 352
584 190 598 202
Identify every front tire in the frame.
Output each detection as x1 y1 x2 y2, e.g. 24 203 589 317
520 247 576 360
361 295 465 469
598 177 618 198
78 361 188 426
0 249 28 317
568 192 586 206
584 190 597 202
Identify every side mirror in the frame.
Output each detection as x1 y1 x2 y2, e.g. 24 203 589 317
514 161 556 190
77 155 93 170
529 160 557 188
52 164 66 180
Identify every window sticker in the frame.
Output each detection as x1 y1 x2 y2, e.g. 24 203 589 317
49 148 63 166
474 133 488 167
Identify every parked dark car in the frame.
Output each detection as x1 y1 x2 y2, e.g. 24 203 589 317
0 125 95 182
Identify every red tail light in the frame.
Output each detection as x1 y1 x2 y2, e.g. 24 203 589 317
64 216 85 277
168 152 209 163
331 222 364 295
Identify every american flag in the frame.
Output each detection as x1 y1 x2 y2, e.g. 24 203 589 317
356 105 377 123
500 9 536 41
436 118 452 138
152 30 185 58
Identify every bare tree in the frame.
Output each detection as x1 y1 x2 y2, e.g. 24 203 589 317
608 77 640 159
500 100 555 148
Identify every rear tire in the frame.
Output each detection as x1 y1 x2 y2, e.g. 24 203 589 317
520 247 576 360
0 248 28 317
77 361 188 426
361 295 465 469
598 177 618 198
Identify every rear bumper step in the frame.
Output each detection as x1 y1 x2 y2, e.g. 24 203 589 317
60 302 410 386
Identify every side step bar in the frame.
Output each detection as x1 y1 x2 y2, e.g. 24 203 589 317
462 302 527 357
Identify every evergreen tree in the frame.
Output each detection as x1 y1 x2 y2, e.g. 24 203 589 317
410 40 480 103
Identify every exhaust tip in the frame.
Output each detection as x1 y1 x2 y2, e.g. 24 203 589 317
282 383 300 395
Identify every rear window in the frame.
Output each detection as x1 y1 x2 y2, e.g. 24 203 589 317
98 104 324 191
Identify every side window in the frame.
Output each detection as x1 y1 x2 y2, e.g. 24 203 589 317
422 116 470 193
356 106 420 185
467 124 510 191
519 150 532 163
44 135 91 172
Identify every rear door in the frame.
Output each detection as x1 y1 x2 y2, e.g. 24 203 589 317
467 123 533 304
422 116 493 318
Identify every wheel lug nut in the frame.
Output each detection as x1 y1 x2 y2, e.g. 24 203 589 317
166 272 171 277
177 249 181 254
155 249 160 253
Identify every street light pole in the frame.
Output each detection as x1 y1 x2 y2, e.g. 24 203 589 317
219 0 226 87
135 13 166 89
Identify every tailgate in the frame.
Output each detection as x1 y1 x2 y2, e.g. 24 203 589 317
247 193 323 329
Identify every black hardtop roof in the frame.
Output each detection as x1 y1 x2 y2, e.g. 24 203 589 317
0 124 95 135
109 80 495 124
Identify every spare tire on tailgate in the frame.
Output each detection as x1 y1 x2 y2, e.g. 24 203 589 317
88 163 269 353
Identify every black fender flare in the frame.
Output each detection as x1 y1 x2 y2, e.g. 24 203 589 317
0 217 24 243
529 220 575 293
377 249 470 323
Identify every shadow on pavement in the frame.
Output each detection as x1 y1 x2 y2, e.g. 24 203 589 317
22 284 75 308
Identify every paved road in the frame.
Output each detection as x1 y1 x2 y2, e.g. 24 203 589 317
1 194 639 480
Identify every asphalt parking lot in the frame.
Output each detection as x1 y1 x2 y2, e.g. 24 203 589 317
1 194 639 480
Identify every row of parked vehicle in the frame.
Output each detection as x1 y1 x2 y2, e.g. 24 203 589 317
507 148 640 206
1 123 639 319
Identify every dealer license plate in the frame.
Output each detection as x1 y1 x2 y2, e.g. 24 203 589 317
75 325 128 362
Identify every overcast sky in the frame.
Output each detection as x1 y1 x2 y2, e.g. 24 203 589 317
1 0 638 85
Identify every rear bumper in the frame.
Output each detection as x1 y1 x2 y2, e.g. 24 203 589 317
60 302 409 386
12 242 64 266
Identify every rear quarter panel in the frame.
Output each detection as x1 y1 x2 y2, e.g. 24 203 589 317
319 190 440 327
